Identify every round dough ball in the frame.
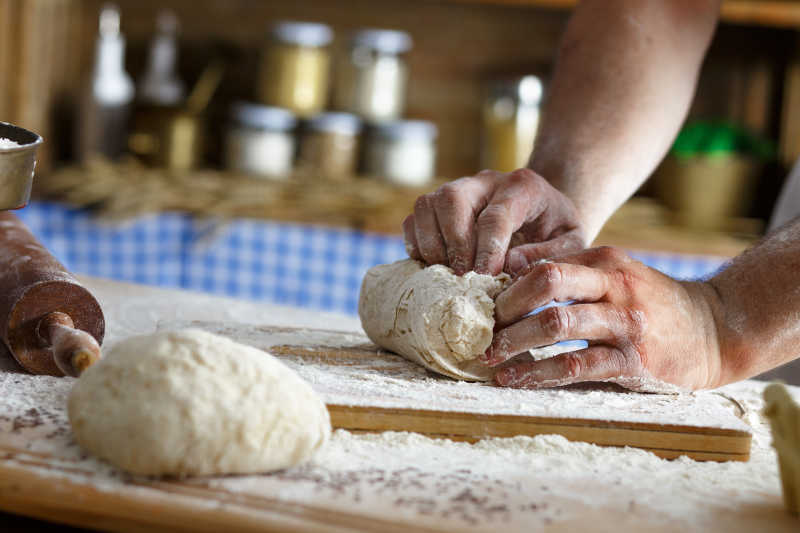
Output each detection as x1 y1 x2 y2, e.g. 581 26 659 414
68 329 330 477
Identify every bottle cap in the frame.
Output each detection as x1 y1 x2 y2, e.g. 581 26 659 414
372 120 437 141
352 29 412 54
271 21 333 47
307 112 362 136
231 102 298 131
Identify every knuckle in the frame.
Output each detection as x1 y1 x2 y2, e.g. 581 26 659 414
610 269 639 295
414 194 434 212
622 307 647 341
536 262 564 296
540 306 570 338
447 248 468 272
562 353 583 379
436 181 462 202
506 168 538 185
477 203 510 230
505 168 542 196
594 246 627 263
607 348 634 374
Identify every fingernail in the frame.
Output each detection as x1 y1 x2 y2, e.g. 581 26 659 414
479 347 492 363
495 367 516 386
508 251 526 275
450 256 466 276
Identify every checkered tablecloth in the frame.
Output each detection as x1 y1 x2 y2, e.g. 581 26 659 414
14 202 729 316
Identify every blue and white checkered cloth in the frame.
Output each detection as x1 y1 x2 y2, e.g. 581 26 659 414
14 202 729 316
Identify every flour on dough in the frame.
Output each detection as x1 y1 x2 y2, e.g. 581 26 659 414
68 329 331 477
359 259 513 380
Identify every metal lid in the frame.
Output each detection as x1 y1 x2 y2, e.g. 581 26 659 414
271 21 333 47
231 102 298 131
307 112 362 136
352 29 412 54
372 120 437 141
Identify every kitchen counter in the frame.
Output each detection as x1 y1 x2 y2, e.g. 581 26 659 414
1 277 797 532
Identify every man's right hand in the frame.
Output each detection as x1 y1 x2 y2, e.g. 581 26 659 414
403 168 586 276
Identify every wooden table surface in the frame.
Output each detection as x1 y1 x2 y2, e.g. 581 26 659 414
1 278 797 532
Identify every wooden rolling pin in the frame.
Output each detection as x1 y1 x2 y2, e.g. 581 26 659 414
0 212 105 376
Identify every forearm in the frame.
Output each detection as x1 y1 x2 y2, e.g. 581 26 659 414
529 0 719 242
706 218 800 386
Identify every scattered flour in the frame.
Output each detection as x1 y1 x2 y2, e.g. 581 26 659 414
0 137 20 149
0 279 796 532
1 368 796 532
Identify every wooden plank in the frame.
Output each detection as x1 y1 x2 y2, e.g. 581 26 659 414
192 322 752 462
328 405 750 459
0 453 451 533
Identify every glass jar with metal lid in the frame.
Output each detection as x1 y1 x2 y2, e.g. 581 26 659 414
334 29 412 122
481 75 544 172
298 112 362 181
257 21 333 117
225 102 298 180
364 120 437 186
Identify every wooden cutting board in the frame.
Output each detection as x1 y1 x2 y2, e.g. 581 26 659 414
0 321 756 532
168 321 752 462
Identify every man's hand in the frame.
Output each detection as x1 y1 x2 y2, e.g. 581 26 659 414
403 168 586 277
482 246 724 391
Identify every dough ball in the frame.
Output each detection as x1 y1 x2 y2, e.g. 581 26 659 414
68 329 330 477
359 259 510 380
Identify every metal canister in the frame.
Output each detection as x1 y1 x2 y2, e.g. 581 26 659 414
0 122 43 210
257 21 333 117
334 29 412 122
298 112 362 181
364 120 437 186
225 102 298 180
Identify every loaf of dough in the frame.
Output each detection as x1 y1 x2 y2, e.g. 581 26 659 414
68 329 331 477
359 259 511 381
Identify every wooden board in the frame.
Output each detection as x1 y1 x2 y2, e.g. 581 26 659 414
177 321 752 462
0 450 450 533
0 321 760 532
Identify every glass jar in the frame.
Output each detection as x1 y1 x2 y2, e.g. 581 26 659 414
225 102 298 180
365 120 437 186
257 21 333 117
481 75 544 172
334 29 412 122
298 112 362 181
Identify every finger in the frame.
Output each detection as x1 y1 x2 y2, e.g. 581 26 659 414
433 178 495 275
474 169 548 275
494 345 638 389
554 246 634 270
413 194 447 265
494 262 610 327
485 303 627 366
402 214 422 260
505 231 586 276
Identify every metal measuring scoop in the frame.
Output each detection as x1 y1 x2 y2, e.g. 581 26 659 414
0 122 43 211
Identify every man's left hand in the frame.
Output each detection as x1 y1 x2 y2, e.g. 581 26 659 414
482 246 724 391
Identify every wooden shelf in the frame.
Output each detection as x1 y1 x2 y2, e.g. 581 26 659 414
440 0 800 29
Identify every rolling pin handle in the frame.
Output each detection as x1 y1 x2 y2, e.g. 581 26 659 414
36 311 101 377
